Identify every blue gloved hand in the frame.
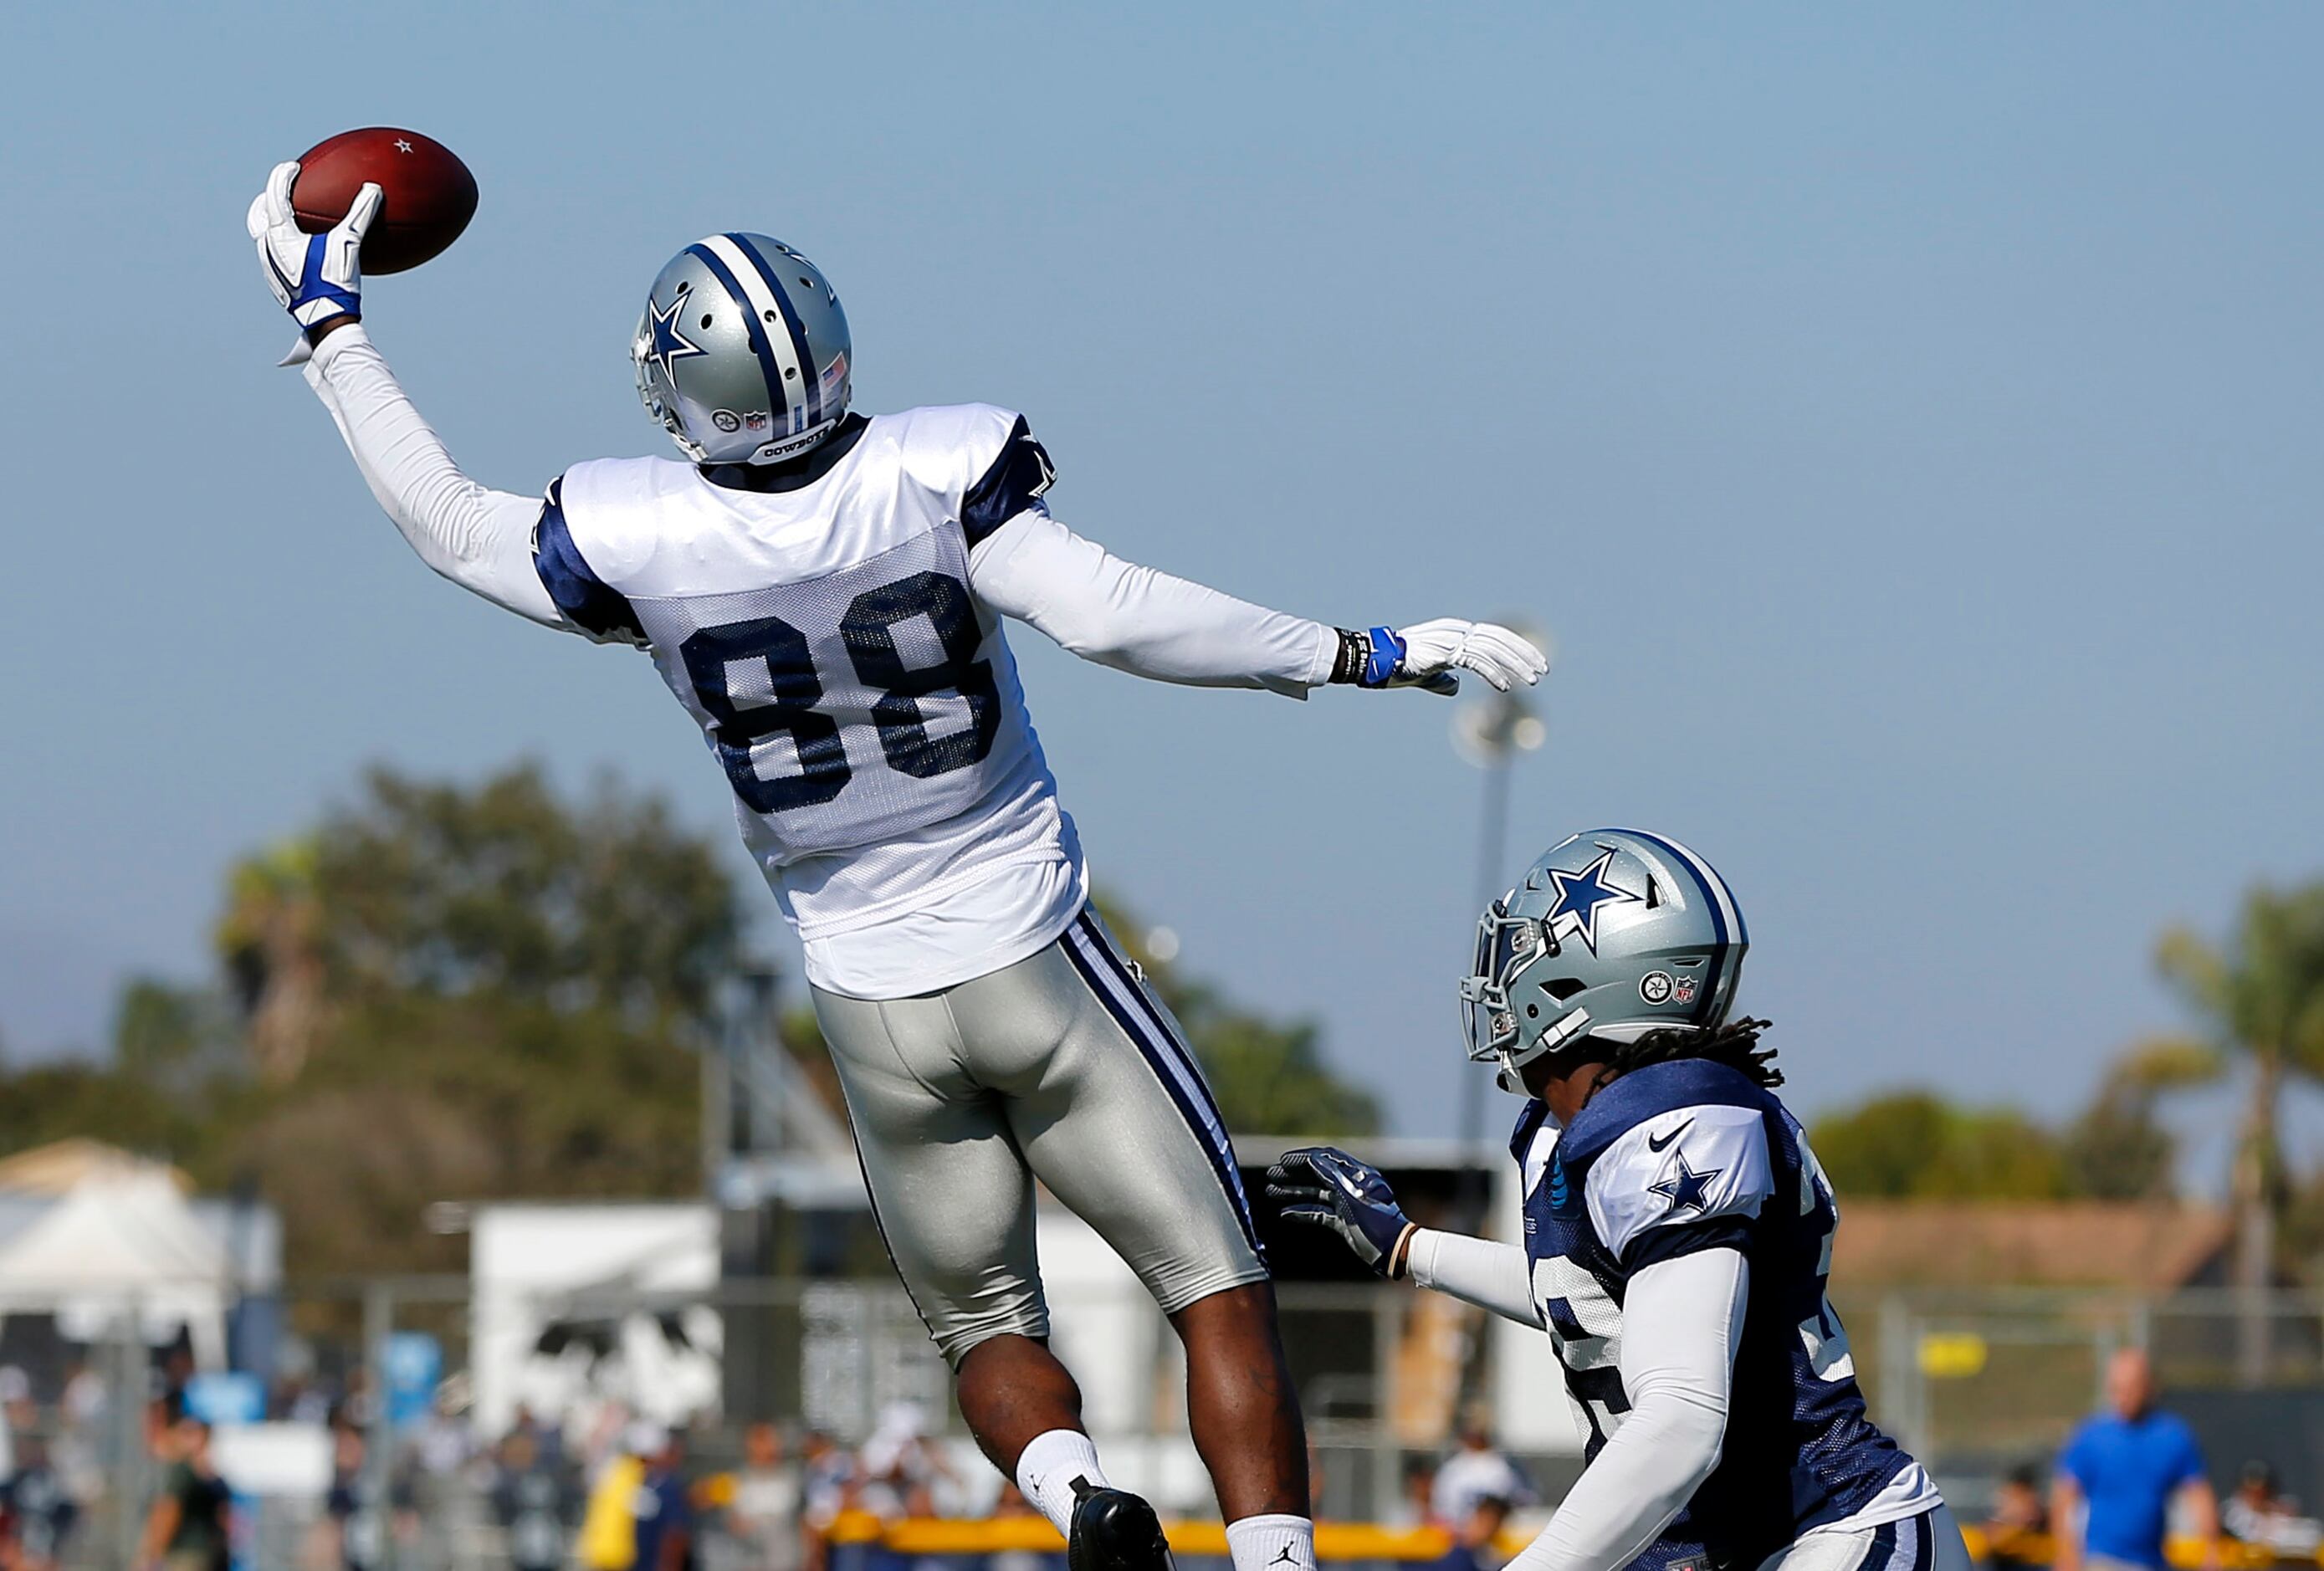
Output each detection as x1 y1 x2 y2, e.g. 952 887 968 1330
1267 1147 1416 1278
1351 621 1548 697
247 159 381 331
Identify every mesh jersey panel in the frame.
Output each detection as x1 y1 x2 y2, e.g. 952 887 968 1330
553 406 1081 989
1515 1062 1912 1568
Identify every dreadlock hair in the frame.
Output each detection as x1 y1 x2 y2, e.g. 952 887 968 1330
1600 1016 1782 1089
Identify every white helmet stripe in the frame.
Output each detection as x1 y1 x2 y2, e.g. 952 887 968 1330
700 233 808 434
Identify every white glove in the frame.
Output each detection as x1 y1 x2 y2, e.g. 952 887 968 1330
247 160 381 331
1361 620 1548 695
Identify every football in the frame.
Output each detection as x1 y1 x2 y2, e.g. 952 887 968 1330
291 127 478 275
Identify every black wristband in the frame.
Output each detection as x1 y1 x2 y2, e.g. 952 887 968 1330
1329 627 1369 685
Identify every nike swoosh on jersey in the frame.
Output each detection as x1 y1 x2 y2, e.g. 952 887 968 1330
1648 1119 1693 1153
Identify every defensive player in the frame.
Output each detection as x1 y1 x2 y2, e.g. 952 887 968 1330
1269 830 1969 1571
247 171 1545 1571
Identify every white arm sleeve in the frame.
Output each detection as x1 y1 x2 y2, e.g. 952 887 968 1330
1406 1229 1543 1328
299 325 569 630
1504 1247 1748 1571
967 510 1337 698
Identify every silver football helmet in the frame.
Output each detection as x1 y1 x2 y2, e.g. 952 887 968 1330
632 233 852 465
1460 828 1748 1093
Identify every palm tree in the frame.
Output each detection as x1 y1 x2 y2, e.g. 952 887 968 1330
2150 882 2324 1382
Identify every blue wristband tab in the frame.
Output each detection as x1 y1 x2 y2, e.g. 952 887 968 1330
1360 625 1405 688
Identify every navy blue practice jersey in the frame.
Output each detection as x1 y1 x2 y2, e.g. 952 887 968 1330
1514 1057 1918 1570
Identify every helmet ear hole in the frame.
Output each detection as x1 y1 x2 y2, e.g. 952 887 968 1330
1540 977 1587 1002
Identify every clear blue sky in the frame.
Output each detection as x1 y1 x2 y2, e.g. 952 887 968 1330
3 4 2319 1146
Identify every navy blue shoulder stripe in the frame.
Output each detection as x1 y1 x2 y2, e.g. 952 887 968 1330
1560 1057 1774 1167
725 234 823 431
962 416 1056 550
684 242 791 428
533 478 644 643
1624 1215 1753 1272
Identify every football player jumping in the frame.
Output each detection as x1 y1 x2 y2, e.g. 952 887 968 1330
248 173 1544 1571
1270 830 1971 1571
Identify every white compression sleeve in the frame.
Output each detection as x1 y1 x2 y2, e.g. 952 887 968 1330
1503 1247 1748 1571
967 510 1336 697
1406 1230 1543 1328
299 325 569 629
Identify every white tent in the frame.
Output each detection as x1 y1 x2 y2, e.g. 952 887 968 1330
0 1168 233 1367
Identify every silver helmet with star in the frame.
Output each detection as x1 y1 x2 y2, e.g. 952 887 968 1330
632 233 852 465
1460 828 1748 1093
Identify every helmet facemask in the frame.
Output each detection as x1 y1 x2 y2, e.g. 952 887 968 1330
1459 898 1595 1093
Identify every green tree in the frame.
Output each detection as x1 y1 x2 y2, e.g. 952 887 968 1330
2060 1041 2211 1201
2147 883 2324 1372
203 764 745 1274
1810 1091 2071 1200
1098 898 1380 1136
4 763 1381 1275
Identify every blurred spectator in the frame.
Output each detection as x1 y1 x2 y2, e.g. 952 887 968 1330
2053 1349 2220 1571
321 1417 385 1571
3 1437 79 1571
631 1426 695 1571
725 1422 803 1571
857 1402 956 1519
1390 1457 1443 1530
579 1430 648 1571
0 1368 27 1487
494 1426 581 1571
53 1360 105 1515
1431 1415 1533 1528
2222 1461 2323 1558
136 1412 231 1571
510 1404 566 1471
146 1348 194 1455
1981 1462 2050 1571
797 1430 854 1571
1433 1495 1513 1571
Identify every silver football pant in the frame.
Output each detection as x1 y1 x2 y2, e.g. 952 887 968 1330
810 907 1267 1365
1753 1506 1971 1571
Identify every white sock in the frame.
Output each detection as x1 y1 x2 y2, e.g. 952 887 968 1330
1016 1428 1109 1538
1226 1513 1316 1571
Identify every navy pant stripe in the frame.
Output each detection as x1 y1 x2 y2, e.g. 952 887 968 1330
1059 913 1265 1261
1069 911 1256 1216
1073 913 1248 1160
1857 1521 1898 1571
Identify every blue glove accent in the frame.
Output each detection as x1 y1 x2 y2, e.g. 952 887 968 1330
291 233 361 321
1359 625 1405 688
1266 1146 1414 1276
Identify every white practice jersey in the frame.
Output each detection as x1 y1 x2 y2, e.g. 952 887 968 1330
542 406 1078 995
297 326 1340 999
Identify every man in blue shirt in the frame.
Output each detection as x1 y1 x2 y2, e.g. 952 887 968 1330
2053 1350 2221 1571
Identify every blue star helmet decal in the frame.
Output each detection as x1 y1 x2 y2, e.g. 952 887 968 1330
1543 847 1641 956
644 292 708 383
1649 1150 1722 1215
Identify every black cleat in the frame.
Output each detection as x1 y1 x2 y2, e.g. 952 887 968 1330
1067 1479 1174 1571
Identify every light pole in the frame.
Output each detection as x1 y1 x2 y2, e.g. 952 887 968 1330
1450 627 1548 1227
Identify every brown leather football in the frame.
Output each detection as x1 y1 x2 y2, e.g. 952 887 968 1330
291 127 478 275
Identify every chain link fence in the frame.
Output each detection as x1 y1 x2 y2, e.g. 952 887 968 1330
10 1281 2324 1569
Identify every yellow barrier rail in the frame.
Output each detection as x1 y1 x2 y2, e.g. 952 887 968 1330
825 1515 2304 1568
826 1512 1506 1561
